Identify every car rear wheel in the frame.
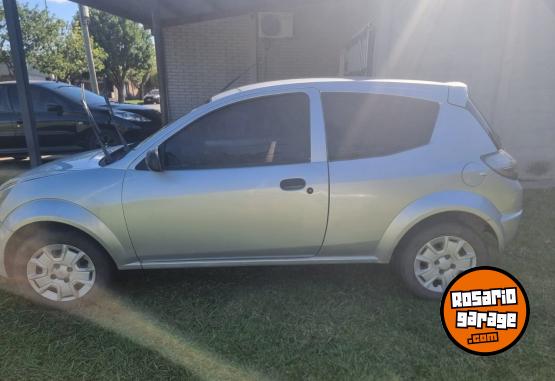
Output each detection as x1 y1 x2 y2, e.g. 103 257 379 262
14 230 115 307
393 222 490 299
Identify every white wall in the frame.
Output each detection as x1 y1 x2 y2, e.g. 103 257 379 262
162 0 555 180
163 14 257 121
372 0 555 180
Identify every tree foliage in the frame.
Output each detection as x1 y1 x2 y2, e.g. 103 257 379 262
49 20 107 82
88 9 154 102
0 2 106 83
0 3 64 78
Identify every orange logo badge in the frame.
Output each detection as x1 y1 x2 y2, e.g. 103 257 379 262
440 266 529 355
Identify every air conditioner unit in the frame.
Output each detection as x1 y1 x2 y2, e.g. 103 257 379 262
258 12 294 38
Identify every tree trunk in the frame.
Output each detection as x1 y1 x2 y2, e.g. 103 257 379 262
116 81 125 103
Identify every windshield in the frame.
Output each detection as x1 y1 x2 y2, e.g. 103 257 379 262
51 84 108 107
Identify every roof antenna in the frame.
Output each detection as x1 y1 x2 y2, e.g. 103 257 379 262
104 95 130 152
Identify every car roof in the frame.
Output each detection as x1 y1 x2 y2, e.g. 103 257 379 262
211 78 469 106
0 80 74 89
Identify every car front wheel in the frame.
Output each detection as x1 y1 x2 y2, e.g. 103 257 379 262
14 229 115 307
393 222 490 299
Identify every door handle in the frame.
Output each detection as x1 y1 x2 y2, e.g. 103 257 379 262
280 178 306 191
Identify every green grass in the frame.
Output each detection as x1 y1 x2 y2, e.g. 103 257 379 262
125 99 144 105
1 189 554 380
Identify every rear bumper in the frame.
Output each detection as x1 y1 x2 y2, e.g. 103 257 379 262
499 209 523 249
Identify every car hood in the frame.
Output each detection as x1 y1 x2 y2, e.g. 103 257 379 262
94 103 161 124
10 149 107 184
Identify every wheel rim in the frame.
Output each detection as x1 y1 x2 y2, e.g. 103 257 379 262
26 244 96 302
413 236 477 293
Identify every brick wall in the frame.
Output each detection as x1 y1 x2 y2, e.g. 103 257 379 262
162 1 376 120
163 14 257 121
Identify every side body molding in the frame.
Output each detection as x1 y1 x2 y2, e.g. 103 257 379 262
374 191 504 263
2 199 140 271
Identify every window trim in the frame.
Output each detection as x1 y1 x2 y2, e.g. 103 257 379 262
159 91 313 171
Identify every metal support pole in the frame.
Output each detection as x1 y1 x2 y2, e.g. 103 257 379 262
151 6 169 125
79 5 99 94
3 0 41 167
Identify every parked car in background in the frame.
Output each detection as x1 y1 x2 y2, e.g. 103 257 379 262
0 81 162 159
0 79 522 306
143 89 160 104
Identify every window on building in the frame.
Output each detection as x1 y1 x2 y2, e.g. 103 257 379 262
162 93 311 170
322 92 439 161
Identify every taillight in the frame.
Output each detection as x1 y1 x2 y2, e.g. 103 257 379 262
481 150 518 180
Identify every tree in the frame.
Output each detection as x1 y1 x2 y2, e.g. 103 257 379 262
49 20 107 83
0 3 105 83
88 9 154 102
0 3 65 78
128 51 156 98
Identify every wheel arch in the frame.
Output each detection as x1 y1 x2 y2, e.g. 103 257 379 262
375 191 503 263
1 199 140 277
3 221 118 277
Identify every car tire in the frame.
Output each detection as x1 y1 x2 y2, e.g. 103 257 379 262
393 222 490 299
87 129 119 150
13 229 115 308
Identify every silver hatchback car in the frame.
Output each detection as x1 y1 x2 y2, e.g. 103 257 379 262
0 79 522 305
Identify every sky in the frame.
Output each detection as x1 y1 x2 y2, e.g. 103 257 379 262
25 0 78 23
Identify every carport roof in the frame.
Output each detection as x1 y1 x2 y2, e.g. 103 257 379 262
71 0 324 26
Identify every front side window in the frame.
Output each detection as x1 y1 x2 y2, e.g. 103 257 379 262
162 93 310 170
9 86 63 113
322 92 439 161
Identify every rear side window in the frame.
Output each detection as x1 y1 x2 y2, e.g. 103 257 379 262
322 92 439 161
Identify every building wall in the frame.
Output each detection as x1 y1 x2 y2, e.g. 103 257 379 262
371 0 555 180
162 1 376 120
162 0 555 180
163 14 258 121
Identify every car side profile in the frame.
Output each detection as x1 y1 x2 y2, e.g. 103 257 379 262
143 89 160 104
0 81 162 158
0 78 522 305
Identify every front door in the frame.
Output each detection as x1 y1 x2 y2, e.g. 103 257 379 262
9 85 81 151
122 91 329 263
0 85 20 152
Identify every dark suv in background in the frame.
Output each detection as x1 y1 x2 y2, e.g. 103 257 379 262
0 81 162 158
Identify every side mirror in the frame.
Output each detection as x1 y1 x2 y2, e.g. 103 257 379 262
47 103 63 115
145 148 163 172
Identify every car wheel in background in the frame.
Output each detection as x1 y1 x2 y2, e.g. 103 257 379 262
13 229 115 308
393 222 490 299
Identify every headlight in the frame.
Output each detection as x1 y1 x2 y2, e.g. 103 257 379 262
114 110 151 123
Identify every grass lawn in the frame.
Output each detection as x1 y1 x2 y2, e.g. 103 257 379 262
0 188 554 380
125 99 144 105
